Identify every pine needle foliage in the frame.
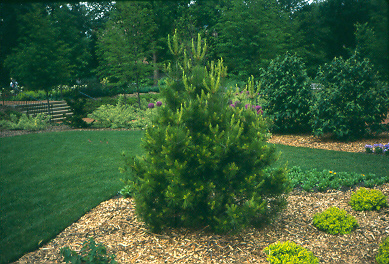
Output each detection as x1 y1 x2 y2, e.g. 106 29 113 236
127 31 290 233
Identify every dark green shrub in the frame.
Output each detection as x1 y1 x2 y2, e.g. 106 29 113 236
64 90 89 128
377 236 389 264
349 187 388 211
264 240 319 264
312 206 358 235
259 52 313 133
60 237 117 264
127 32 290 234
311 54 389 140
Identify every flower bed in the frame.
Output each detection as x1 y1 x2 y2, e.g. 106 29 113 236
365 143 389 155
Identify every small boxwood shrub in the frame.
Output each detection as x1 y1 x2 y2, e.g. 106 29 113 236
377 236 389 264
259 52 313 133
60 237 117 264
311 54 389 140
312 207 358 235
349 188 388 211
264 240 319 264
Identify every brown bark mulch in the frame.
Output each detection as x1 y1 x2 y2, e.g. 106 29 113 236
5 127 389 264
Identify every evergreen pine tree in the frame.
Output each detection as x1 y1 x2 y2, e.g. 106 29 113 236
127 31 290 233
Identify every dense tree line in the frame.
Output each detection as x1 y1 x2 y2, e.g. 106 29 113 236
1 0 387 92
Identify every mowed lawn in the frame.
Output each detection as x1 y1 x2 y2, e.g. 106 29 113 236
1 130 388 264
0 130 143 264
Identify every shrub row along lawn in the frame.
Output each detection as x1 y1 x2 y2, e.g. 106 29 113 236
1 130 388 264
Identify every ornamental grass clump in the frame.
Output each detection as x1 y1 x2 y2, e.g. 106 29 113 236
312 207 358 235
126 31 290 234
264 240 319 264
349 188 388 211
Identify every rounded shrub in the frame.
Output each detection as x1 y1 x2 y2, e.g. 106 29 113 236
312 206 358 235
311 54 389 140
259 52 313 133
377 236 389 264
264 240 319 264
126 32 290 234
349 188 388 211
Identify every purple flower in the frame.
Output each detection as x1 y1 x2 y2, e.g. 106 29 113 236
245 104 251 109
254 105 262 110
156 101 162 107
384 143 389 149
230 104 236 108
365 145 373 149
257 109 263 115
148 103 155 109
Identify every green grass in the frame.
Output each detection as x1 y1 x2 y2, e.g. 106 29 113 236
273 144 388 179
0 130 143 264
1 130 388 264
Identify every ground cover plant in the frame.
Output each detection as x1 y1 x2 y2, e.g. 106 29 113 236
287 166 388 192
0 130 143 264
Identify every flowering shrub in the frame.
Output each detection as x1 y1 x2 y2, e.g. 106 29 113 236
365 143 389 155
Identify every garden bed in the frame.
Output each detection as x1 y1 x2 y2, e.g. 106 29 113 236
6 127 388 263
13 184 389 264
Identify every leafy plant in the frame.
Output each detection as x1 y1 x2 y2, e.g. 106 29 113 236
264 240 319 264
0 113 50 131
312 207 358 235
88 95 159 129
60 237 117 264
259 52 313 133
287 166 387 192
127 31 290 234
349 187 388 211
64 89 89 128
376 236 389 264
311 54 389 140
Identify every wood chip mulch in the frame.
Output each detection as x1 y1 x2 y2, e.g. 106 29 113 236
7 128 389 264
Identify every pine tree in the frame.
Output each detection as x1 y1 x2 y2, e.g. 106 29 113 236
127 31 290 233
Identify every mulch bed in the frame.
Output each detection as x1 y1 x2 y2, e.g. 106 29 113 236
4 125 389 264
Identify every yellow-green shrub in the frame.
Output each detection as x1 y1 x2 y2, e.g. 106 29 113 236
377 236 389 264
264 240 319 264
349 188 388 211
312 206 358 235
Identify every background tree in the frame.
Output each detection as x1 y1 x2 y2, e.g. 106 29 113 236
213 0 293 81
5 3 71 102
96 2 157 108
